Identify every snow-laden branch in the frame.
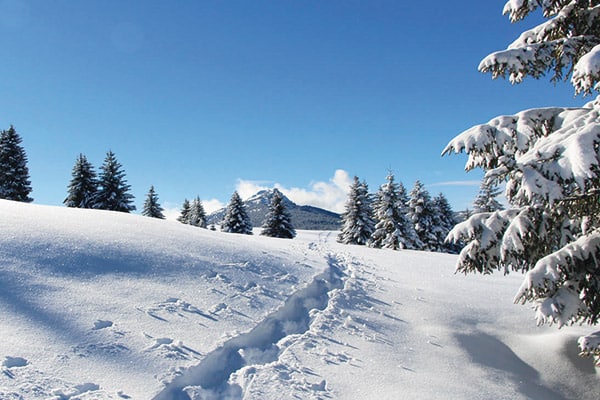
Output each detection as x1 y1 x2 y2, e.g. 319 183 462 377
483 2 600 93
444 100 600 206
578 331 600 363
573 44 600 94
515 230 600 326
503 0 565 23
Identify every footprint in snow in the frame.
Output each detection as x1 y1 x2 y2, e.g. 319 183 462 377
2 356 28 368
92 320 113 330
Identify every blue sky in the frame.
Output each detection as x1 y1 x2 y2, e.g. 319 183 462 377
0 0 587 216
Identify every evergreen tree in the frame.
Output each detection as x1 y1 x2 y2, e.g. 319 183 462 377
262 189 296 239
431 193 458 253
397 181 421 249
407 180 436 251
0 125 32 202
95 151 136 212
443 1 600 360
142 185 165 219
338 176 374 245
369 173 417 250
473 179 504 213
221 191 252 234
188 196 207 228
177 199 191 224
64 153 98 208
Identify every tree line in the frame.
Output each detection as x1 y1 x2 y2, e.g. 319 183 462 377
338 173 461 253
0 125 501 249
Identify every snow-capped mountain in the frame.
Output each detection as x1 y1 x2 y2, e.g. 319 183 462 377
207 189 341 230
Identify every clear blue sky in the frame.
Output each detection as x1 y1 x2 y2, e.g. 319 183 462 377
0 0 586 215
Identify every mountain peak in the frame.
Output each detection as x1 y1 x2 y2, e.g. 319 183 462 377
208 190 340 230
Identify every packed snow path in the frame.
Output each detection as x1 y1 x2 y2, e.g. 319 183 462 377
154 253 344 399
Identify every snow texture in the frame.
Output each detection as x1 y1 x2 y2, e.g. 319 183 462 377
0 200 597 399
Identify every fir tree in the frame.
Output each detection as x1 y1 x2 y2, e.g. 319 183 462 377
177 199 191 224
221 191 252 234
95 151 136 213
142 185 165 219
369 173 417 250
338 176 374 245
261 189 296 239
188 196 207 228
64 153 98 208
443 1 600 360
407 180 436 251
431 193 458 253
0 125 32 202
473 179 504 213
397 181 421 249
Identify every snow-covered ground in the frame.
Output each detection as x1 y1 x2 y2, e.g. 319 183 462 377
0 200 597 399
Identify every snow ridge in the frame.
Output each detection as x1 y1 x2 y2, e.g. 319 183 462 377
153 255 345 400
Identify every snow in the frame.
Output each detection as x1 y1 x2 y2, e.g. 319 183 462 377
0 200 597 399
573 44 600 94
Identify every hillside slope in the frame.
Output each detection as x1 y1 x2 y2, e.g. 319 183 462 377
0 200 597 399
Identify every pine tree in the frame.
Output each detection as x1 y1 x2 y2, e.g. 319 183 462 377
473 179 504 213
262 189 296 239
142 185 165 219
407 180 436 251
338 176 374 245
95 151 136 213
188 196 207 228
177 199 191 224
443 1 600 361
0 125 32 202
64 153 98 208
431 193 458 253
397 181 421 249
369 173 417 250
221 191 252 234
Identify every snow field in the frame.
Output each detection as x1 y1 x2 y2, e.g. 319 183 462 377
0 201 598 399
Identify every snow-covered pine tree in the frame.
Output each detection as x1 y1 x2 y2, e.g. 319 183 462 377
64 153 98 208
177 199 191 224
261 189 296 239
221 191 252 234
95 151 136 213
432 193 459 253
188 196 207 228
142 185 165 219
338 176 374 245
397 181 421 249
0 125 32 202
473 179 504 213
369 173 416 250
443 1 600 361
407 180 436 251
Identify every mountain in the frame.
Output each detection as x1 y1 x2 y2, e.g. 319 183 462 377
207 189 341 230
1 200 597 399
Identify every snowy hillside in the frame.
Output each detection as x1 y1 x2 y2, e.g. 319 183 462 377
0 200 597 399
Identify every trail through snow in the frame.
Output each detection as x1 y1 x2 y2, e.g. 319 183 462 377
154 252 344 400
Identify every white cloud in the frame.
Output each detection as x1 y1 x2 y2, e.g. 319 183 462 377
203 198 226 214
235 169 352 213
236 180 271 200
